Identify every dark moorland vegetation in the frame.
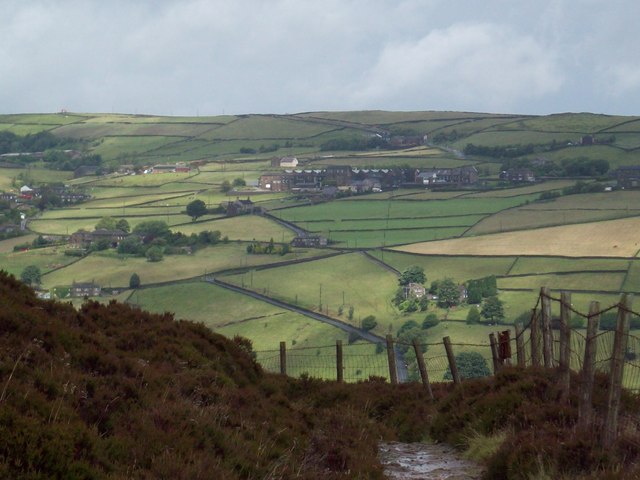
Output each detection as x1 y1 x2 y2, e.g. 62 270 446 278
2 270 640 479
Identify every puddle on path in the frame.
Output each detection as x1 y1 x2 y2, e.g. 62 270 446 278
379 442 484 479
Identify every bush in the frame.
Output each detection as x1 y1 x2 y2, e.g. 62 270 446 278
361 315 377 331
422 313 439 329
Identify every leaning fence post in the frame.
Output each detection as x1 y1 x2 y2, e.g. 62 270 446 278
579 301 600 428
603 294 633 448
531 306 541 367
559 291 572 399
515 323 526 368
443 336 461 385
279 341 287 375
489 333 501 374
412 338 433 400
386 334 398 385
541 287 554 368
336 340 343 383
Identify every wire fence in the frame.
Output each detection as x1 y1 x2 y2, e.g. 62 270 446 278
254 287 640 446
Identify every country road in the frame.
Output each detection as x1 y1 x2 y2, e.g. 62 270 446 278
207 276 409 382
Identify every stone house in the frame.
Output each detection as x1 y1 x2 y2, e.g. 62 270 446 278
70 281 101 297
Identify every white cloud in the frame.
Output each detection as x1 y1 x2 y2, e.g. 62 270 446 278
352 23 564 112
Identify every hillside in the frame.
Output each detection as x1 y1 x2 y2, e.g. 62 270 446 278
3 271 640 479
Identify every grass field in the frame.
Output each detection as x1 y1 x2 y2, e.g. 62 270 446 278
396 216 640 258
0 234 37 253
0 246 79 278
172 215 296 241
222 252 404 333
40 243 319 289
370 251 515 283
497 272 626 293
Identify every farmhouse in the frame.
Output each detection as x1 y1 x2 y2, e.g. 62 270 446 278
291 235 328 248
416 166 478 186
615 166 640 189
70 229 128 248
500 168 536 183
271 156 299 168
403 283 426 299
70 281 101 298
223 198 256 216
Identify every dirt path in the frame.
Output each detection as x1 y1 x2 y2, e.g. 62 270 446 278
379 442 483 479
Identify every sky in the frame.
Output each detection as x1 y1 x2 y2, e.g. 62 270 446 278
2 0 640 117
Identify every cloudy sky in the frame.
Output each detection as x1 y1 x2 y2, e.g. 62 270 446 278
2 0 640 116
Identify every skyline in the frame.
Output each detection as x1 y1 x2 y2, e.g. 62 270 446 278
2 0 640 117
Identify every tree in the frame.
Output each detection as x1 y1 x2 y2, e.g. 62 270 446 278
422 313 439 329
399 266 426 286
133 221 171 243
444 352 491 380
20 265 41 285
466 305 481 324
95 216 117 231
481 296 505 324
361 315 377 331
117 236 144 255
116 219 130 233
436 278 460 308
145 246 164 262
186 199 208 221
232 178 246 187
221 180 232 193
129 273 140 289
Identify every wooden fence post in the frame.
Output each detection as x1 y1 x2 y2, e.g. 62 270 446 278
279 341 287 375
489 333 501 374
386 335 398 385
515 323 526 368
531 306 541 367
336 340 343 383
559 292 572 399
541 287 554 368
579 301 600 428
412 338 434 400
443 336 461 385
603 294 633 448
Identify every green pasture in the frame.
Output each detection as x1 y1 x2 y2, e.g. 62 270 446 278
0 166 73 190
296 110 506 125
508 257 631 275
309 155 468 169
342 189 465 201
84 183 201 199
609 133 640 150
89 136 185 161
623 262 640 291
463 180 577 198
602 119 640 133
371 250 515 283
80 114 236 124
497 272 626 293
217 313 351 351
543 145 634 169
466 207 639 236
428 116 529 138
130 281 286 328
87 172 197 187
276 196 538 224
172 215 296 241
0 234 38 253
305 214 486 233
499 113 634 133
328 226 468 248
182 169 262 185
198 160 271 172
41 243 314 289
197 115 336 140
527 191 640 211
0 113 91 126
223 252 404 332
0 246 79 278
454 130 578 150
29 212 195 235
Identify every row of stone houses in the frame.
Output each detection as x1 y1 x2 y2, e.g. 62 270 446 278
259 166 479 193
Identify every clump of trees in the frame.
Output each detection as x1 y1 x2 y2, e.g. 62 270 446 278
466 276 497 304
444 351 491 380
393 266 429 313
246 238 290 255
